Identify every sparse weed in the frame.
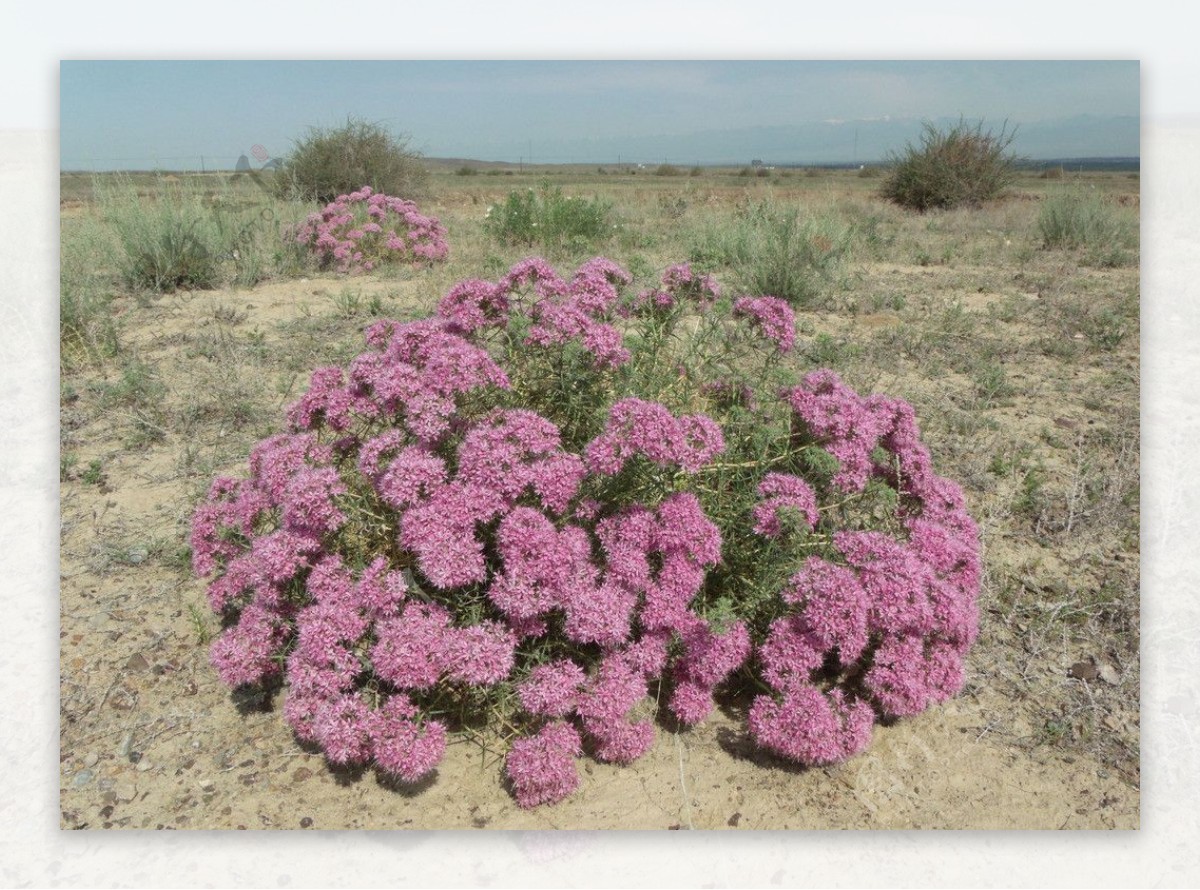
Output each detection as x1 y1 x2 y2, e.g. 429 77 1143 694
971 361 1014 405
688 199 854 307
60 216 121 366
80 458 105 486
93 175 292 293
804 332 860 367
1082 309 1131 351
95 176 222 292
1037 188 1136 266
331 287 364 318
60 453 78 482
188 602 214 645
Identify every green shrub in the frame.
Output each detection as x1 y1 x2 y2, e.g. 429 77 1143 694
654 163 682 177
60 214 121 365
485 183 614 254
95 176 224 292
1037 189 1136 266
272 117 428 204
688 199 854 306
881 119 1019 211
93 175 297 293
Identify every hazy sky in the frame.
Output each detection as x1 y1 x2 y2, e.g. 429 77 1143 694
59 60 1139 169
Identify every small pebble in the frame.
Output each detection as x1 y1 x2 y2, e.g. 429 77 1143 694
300 817 313 828
136 760 152 772
115 782 137 802
117 733 134 758
84 753 99 768
71 770 95 789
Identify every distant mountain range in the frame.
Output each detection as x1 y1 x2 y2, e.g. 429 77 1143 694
469 114 1139 167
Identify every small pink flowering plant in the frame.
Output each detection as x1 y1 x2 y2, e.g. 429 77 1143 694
293 186 449 273
193 256 980 808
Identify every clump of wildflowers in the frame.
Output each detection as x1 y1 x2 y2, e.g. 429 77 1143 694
294 186 449 273
733 295 797 353
628 262 721 315
193 254 980 809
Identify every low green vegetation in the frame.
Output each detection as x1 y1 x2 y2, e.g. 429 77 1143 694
687 199 854 306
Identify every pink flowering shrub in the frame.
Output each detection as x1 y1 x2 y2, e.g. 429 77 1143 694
192 255 980 809
293 186 449 273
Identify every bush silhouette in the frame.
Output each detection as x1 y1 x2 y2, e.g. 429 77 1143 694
881 119 1019 211
274 117 428 204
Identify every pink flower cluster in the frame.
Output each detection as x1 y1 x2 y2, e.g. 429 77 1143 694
192 259 981 809
435 257 633 369
584 398 725 475
733 296 797 353
746 370 980 766
294 187 449 273
287 317 510 443
785 369 896 493
628 262 721 314
751 472 819 537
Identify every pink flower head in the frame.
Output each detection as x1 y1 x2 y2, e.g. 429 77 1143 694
506 721 583 808
864 636 966 718
633 263 721 313
517 659 587 717
757 615 826 693
835 530 934 637
748 685 874 766
398 481 505 589
562 580 636 647
444 621 517 685
190 477 271 577
456 410 585 514
783 557 870 663
784 370 891 493
733 296 796 353
370 603 454 690
517 258 632 369
370 696 447 783
675 620 751 689
488 507 584 619
585 399 724 475
209 604 290 688
583 717 655 765
669 681 715 725
312 692 374 765
752 472 819 537
437 278 510 335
